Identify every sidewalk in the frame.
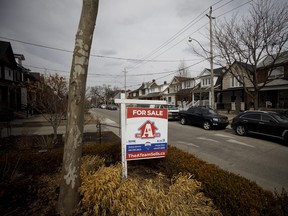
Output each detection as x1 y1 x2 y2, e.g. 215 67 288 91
1 114 120 138
1 111 236 138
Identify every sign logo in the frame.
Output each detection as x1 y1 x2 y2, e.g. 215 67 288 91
135 120 160 138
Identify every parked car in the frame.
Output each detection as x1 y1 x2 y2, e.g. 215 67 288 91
99 104 107 109
106 104 118 110
136 104 179 120
231 110 288 145
163 104 179 120
179 106 229 130
152 104 179 120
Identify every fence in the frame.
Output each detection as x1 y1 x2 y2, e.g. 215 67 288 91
96 123 120 144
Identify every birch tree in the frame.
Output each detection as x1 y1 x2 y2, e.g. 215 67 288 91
57 0 99 215
214 0 288 109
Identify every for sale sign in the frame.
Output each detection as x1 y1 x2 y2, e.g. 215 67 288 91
126 107 168 160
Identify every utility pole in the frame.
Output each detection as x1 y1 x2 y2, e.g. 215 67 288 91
123 68 127 98
206 6 215 109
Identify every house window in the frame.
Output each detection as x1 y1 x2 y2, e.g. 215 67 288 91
201 78 210 87
269 67 284 79
231 76 243 87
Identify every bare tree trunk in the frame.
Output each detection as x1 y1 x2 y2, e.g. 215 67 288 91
57 0 99 215
53 125 58 143
253 91 259 110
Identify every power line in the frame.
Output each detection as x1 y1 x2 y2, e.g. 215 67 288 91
0 36 198 63
0 1 252 69
216 0 254 18
126 0 229 70
127 0 254 71
24 58 206 78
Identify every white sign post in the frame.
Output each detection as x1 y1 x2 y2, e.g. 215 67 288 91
115 93 167 179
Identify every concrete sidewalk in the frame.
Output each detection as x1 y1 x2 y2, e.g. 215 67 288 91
1 114 120 138
1 111 236 138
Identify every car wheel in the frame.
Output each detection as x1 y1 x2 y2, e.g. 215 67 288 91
180 117 186 125
203 121 211 130
235 125 247 136
284 132 288 146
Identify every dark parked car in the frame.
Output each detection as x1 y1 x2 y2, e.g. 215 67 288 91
179 106 229 130
231 110 288 145
106 104 118 110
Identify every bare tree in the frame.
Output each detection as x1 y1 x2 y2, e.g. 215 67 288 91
177 60 190 77
57 0 99 215
89 84 120 106
214 0 288 109
27 73 68 142
90 85 106 105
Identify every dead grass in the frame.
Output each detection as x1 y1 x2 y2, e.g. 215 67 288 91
0 134 222 216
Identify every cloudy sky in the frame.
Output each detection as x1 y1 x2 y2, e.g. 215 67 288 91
1 0 256 90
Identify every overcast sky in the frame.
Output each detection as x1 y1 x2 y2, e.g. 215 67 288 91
0 0 260 90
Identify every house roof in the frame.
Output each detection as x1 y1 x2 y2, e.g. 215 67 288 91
259 78 288 91
138 80 158 90
139 92 161 98
262 78 288 87
0 41 18 68
205 66 226 76
223 61 254 76
258 51 288 68
174 76 193 82
169 76 193 84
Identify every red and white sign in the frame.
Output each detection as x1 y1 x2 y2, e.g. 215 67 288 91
126 107 168 160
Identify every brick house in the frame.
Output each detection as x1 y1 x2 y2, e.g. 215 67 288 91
218 53 288 112
256 52 288 109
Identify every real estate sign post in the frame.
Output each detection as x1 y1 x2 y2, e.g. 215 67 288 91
115 93 168 179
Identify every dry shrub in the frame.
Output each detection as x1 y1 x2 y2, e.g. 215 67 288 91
17 129 33 150
34 135 55 149
81 155 105 173
79 160 122 215
24 173 61 215
0 154 22 182
79 156 222 216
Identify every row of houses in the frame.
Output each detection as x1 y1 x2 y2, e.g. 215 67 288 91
128 54 288 112
1 40 287 120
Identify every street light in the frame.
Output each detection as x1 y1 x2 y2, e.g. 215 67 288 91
188 37 209 55
188 7 215 108
188 37 214 108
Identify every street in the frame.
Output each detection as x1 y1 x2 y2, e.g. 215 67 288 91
91 108 288 193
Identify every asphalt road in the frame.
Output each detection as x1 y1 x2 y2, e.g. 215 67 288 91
91 108 288 193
